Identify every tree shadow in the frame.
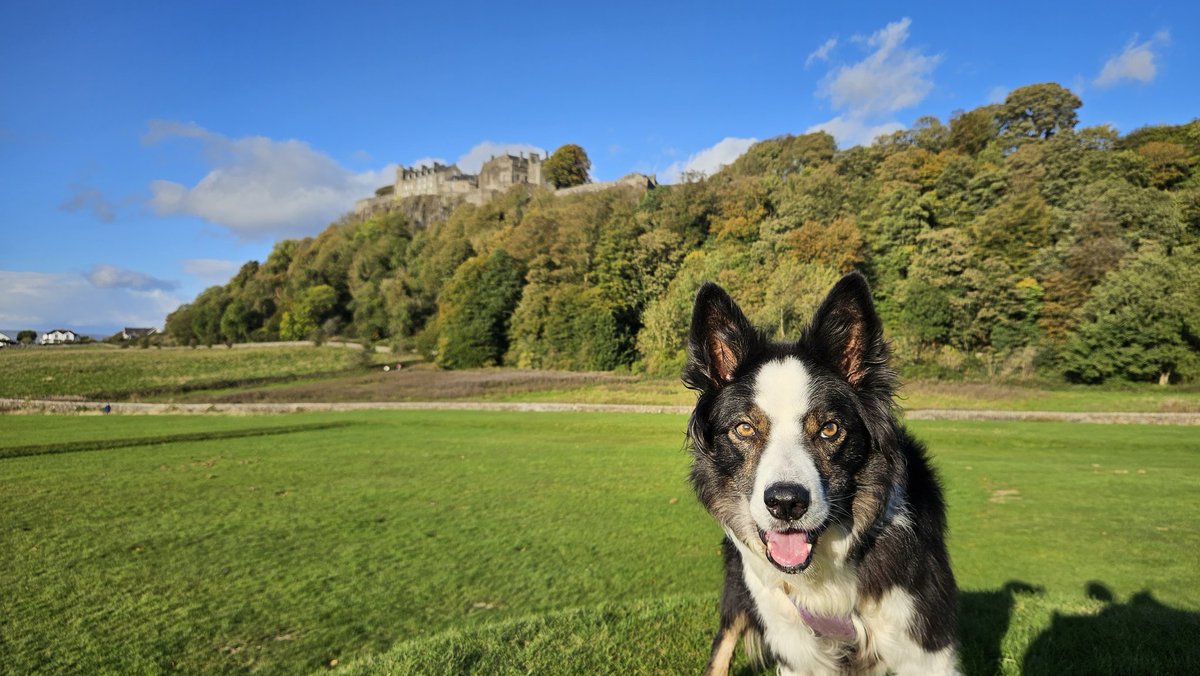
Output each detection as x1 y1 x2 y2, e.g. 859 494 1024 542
1021 582 1200 675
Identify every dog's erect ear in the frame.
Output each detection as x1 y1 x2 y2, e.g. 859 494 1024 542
807 271 887 388
684 282 757 390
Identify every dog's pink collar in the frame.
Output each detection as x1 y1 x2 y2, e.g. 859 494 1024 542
797 606 857 642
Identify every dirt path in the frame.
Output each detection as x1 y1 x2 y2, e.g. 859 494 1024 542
3 398 1199 425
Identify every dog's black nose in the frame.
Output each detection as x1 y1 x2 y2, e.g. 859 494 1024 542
764 482 810 521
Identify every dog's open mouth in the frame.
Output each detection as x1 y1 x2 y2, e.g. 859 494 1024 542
759 528 818 573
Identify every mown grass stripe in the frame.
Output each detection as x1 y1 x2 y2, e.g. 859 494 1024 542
0 421 356 460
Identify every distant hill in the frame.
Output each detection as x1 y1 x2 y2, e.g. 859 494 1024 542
164 83 1200 384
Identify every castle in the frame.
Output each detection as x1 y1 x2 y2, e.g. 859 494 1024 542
355 151 655 216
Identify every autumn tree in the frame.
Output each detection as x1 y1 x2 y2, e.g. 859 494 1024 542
543 144 591 189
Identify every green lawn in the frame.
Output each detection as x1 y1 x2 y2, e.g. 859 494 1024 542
2 412 1198 674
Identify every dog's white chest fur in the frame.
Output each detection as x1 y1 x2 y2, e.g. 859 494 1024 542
729 526 959 675
729 525 861 674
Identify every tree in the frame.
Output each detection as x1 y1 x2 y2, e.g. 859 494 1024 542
1061 244 1200 384
949 105 1001 155
280 285 338 341
543 144 591 189
435 249 525 368
1136 141 1196 189
17 330 36 345
219 299 252 345
998 83 1082 142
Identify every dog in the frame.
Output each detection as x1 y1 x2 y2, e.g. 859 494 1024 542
683 271 958 675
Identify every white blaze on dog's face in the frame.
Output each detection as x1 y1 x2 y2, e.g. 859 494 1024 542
749 358 831 568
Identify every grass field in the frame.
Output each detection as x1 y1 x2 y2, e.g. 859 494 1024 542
3 411 1198 674
5 344 1200 413
0 345 384 401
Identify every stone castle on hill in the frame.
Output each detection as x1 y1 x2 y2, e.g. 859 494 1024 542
355 151 655 217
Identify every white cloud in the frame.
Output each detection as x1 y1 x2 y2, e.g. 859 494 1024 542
455 141 547 174
805 117 904 149
805 37 838 68
143 120 396 240
0 270 183 334
1095 32 1169 88
820 18 939 117
87 264 178 292
661 137 758 184
181 259 243 286
808 18 939 148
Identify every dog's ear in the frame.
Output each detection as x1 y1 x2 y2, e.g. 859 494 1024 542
684 282 757 391
807 271 888 388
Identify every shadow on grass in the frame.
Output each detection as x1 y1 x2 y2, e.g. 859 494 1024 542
1021 582 1200 675
960 581 1044 675
961 581 1200 675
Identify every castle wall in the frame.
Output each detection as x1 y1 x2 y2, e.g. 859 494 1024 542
356 154 654 221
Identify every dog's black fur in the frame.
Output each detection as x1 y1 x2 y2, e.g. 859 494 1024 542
684 271 958 675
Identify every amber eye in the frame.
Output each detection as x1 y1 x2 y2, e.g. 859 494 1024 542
819 421 840 439
733 422 757 439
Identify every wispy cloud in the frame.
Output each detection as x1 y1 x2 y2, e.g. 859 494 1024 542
662 137 758 183
87 264 178 292
1095 31 1169 88
0 270 182 333
181 258 243 286
143 120 396 240
60 184 119 222
805 37 838 68
820 18 939 116
807 18 940 147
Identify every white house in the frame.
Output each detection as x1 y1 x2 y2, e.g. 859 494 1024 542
0 331 15 347
40 329 79 344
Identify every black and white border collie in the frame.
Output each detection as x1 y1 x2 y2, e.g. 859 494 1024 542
684 271 958 675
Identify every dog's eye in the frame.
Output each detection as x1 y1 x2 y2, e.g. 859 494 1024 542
733 422 757 439
819 421 840 439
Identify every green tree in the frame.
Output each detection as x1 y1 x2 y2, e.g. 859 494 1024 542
543 144 591 189
998 83 1082 143
219 299 252 345
280 285 338 341
949 105 1001 155
1061 244 1200 384
16 330 37 345
435 249 525 368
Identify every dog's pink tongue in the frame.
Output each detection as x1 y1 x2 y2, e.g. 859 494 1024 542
767 531 812 568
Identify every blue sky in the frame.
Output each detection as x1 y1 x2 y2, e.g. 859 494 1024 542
1 1 1196 336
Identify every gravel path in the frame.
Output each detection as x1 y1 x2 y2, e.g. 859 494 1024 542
2 398 1198 425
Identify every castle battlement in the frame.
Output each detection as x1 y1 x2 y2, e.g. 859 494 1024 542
355 148 655 218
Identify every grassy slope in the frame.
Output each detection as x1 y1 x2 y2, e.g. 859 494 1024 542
0 345 379 400
2 412 1198 674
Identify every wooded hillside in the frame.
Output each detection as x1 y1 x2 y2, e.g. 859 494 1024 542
165 83 1200 384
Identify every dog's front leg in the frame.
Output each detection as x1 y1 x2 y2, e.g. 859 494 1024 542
703 612 747 676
